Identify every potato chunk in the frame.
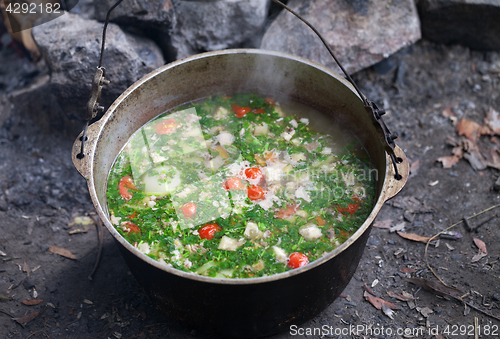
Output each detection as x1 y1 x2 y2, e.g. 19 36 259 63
218 236 244 251
299 223 322 241
244 222 263 240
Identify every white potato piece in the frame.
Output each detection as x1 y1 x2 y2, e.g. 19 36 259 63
143 165 181 195
272 246 288 263
244 222 263 240
218 236 244 251
299 223 323 241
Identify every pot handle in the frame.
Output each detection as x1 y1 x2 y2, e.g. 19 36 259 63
71 119 104 179
382 145 409 202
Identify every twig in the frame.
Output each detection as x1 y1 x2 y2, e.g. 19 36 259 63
26 330 50 339
88 217 104 281
0 309 14 317
424 203 500 285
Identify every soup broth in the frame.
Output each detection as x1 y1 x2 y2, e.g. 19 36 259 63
106 94 376 278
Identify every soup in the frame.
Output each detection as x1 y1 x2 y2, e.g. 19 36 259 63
106 94 376 278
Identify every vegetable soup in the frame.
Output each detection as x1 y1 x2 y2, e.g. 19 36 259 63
106 94 376 278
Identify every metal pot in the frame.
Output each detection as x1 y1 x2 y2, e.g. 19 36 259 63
72 49 408 338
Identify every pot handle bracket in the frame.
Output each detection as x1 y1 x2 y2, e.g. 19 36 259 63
74 0 123 162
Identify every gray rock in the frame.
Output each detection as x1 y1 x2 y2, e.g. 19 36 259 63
31 13 164 135
95 0 175 32
170 0 270 59
261 0 421 75
417 0 500 51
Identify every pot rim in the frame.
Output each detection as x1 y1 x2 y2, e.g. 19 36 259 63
76 49 408 285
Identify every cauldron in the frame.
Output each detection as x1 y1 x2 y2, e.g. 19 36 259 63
72 49 408 338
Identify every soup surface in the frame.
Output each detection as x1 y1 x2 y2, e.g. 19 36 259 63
106 94 376 278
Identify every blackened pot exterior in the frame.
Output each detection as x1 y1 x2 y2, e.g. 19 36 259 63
117 225 370 337
72 50 409 338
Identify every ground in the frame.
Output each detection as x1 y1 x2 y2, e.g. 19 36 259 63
0 40 499 339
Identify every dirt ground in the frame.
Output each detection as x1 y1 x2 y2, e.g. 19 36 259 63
1 38 500 339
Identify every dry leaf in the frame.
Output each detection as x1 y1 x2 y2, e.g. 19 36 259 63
381 303 395 319
390 222 406 233
471 252 487 263
387 290 415 301
22 299 44 306
22 260 31 276
397 231 431 243
403 277 464 300
484 107 500 134
416 306 433 318
456 118 486 142
13 311 39 326
363 284 375 296
437 155 460 168
48 245 77 260
400 267 416 274
410 159 420 177
364 291 400 310
373 219 392 229
68 216 96 234
473 238 487 254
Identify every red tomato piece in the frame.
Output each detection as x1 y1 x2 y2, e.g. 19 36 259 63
155 119 179 135
247 185 265 201
233 104 251 118
181 202 197 218
253 108 266 114
244 167 263 180
275 203 297 219
336 197 361 215
121 221 141 235
224 177 246 190
265 97 275 106
118 175 137 201
199 223 222 240
287 252 309 269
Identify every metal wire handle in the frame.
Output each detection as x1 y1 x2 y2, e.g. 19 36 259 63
77 0 403 182
76 0 124 159
269 0 402 180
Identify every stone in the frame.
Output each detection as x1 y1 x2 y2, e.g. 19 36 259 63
169 0 270 59
261 0 421 75
30 13 164 135
417 0 500 51
94 0 175 32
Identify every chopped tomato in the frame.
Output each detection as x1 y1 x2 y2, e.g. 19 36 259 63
233 104 251 118
265 97 275 106
199 223 221 240
314 215 326 226
287 252 309 269
339 229 350 239
247 185 265 201
121 221 141 235
224 177 246 190
181 202 197 218
336 197 361 215
118 175 137 201
275 203 297 219
252 108 266 114
155 119 179 134
244 167 263 180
